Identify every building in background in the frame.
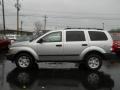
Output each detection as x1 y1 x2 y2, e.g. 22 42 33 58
0 29 33 36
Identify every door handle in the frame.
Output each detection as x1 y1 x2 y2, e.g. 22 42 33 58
82 44 88 46
56 44 62 47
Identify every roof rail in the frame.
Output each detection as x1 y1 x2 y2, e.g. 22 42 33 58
64 27 103 30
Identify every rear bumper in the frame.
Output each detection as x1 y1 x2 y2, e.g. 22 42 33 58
104 53 120 60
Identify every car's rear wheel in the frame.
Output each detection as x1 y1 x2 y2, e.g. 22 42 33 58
15 53 34 69
85 54 102 71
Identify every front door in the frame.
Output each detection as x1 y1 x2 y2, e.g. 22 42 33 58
36 31 63 61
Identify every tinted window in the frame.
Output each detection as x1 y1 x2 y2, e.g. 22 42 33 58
88 31 108 41
42 32 62 42
66 31 85 41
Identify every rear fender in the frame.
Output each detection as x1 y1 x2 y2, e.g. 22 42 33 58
80 46 106 60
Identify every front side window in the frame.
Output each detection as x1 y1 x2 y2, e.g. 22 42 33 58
42 32 62 42
88 31 108 41
66 31 85 41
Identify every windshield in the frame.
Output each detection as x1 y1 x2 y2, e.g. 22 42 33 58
30 31 49 41
29 34 41 41
0 35 8 40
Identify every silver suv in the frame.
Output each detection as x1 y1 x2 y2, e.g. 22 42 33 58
7 29 113 70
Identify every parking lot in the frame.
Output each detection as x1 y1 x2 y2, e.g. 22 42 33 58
0 52 120 90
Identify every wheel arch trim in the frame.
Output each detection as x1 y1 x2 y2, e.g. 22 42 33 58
14 47 39 61
80 46 106 60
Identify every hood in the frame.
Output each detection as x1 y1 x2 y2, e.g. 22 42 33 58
11 41 30 47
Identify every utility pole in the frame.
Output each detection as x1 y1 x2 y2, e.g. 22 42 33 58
21 20 23 35
44 15 48 30
1 0 6 35
15 0 21 35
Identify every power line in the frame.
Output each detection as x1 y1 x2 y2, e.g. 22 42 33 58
12 8 120 15
1 14 120 20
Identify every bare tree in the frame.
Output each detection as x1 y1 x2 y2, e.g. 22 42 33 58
34 21 43 35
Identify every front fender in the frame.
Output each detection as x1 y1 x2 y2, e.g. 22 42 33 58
10 46 39 61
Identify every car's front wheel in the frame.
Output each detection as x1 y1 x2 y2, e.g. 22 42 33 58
15 53 34 69
85 54 102 71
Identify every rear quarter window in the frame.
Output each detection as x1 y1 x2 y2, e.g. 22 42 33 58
88 31 108 41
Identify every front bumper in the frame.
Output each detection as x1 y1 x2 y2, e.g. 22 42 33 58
104 53 120 60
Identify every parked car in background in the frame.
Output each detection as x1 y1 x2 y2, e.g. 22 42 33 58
0 35 11 50
112 40 120 53
111 33 120 56
6 35 21 43
14 35 31 43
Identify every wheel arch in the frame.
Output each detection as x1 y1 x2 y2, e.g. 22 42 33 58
80 46 106 60
14 50 38 62
83 50 105 60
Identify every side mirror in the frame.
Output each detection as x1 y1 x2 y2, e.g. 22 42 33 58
38 39 44 43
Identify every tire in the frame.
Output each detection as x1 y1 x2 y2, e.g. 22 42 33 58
85 54 102 71
15 53 34 69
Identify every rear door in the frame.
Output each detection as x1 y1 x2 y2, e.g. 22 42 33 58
63 30 88 60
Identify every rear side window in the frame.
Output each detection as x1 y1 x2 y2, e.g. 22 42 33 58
88 31 108 41
66 31 85 41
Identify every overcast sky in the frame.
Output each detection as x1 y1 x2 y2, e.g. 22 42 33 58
0 0 120 31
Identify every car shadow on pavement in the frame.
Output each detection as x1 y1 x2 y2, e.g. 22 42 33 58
7 65 114 90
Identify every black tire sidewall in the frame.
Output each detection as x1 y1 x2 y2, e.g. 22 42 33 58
85 54 102 71
15 53 34 69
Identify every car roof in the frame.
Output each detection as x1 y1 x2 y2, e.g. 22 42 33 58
65 27 103 30
53 29 106 32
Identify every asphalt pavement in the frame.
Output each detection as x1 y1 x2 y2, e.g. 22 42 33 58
0 52 120 90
